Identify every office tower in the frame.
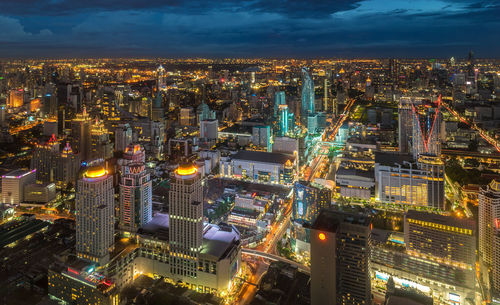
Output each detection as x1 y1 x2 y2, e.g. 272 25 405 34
301 68 315 119
101 92 119 120
90 119 113 161
115 123 132 152
252 125 272 151
156 65 166 89
57 143 81 188
8 88 24 108
279 104 289 136
200 119 218 140
398 97 424 154
71 107 92 160
169 163 203 279
31 134 60 183
1 169 37 204
479 180 500 267
76 166 114 265
119 162 152 233
411 96 442 158
180 107 195 126
197 101 216 123
310 209 371 305
292 180 331 224
404 210 475 267
274 91 286 116
151 92 164 122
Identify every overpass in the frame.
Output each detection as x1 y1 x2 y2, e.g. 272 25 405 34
242 248 310 275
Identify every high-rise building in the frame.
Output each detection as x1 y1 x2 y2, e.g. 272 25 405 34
479 180 500 291
323 78 329 112
274 91 286 116
398 97 424 154
411 96 442 158
115 123 132 153
180 107 195 126
71 107 92 160
151 92 164 122
278 104 289 136
7 88 24 108
310 209 371 305
156 65 166 89
1 169 37 204
119 162 152 233
200 119 218 140
252 125 272 151
90 119 113 161
301 68 315 119
76 166 114 265
404 210 475 267
118 144 146 173
197 101 216 123
31 134 60 183
169 163 203 279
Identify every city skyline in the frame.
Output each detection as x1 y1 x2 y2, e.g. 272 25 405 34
0 0 499 58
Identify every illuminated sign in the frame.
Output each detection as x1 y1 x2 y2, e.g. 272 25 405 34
318 233 326 241
449 293 460 303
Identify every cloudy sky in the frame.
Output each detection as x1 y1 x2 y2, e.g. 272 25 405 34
0 0 498 58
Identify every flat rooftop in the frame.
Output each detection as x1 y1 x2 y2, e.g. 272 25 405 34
405 210 475 230
375 152 413 167
231 150 295 165
310 209 370 233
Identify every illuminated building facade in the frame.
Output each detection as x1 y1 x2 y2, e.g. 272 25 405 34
252 125 272 151
301 68 315 119
119 162 152 233
31 134 60 183
169 163 204 278
375 153 444 209
310 210 371 305
108 163 241 294
370 229 475 305
48 262 119 305
90 119 113 161
76 166 114 265
404 210 476 267
479 179 500 296
1 169 36 204
279 104 289 136
8 88 24 108
200 119 218 140
220 150 297 185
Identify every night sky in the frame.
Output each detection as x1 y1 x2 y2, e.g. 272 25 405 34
0 0 499 58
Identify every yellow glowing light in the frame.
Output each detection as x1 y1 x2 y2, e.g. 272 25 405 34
177 164 197 176
318 233 326 241
85 167 107 178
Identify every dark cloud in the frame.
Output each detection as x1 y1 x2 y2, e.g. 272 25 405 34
0 0 498 58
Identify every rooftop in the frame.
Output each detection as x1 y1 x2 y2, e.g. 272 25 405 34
405 210 475 230
310 209 370 233
231 150 295 164
375 152 413 167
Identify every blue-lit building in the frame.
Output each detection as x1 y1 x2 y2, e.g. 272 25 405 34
301 68 315 119
279 104 289 136
274 91 286 116
291 180 331 254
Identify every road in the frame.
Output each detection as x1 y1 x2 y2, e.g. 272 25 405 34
442 101 500 152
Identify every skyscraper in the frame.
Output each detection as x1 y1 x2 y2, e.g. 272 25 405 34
31 134 59 183
71 107 91 160
119 162 152 233
310 209 371 305
301 68 315 119
279 104 289 136
411 96 442 158
479 180 500 266
115 123 132 153
169 163 203 279
274 91 286 116
76 166 114 265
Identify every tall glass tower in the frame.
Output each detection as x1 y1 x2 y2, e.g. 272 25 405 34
301 68 315 118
